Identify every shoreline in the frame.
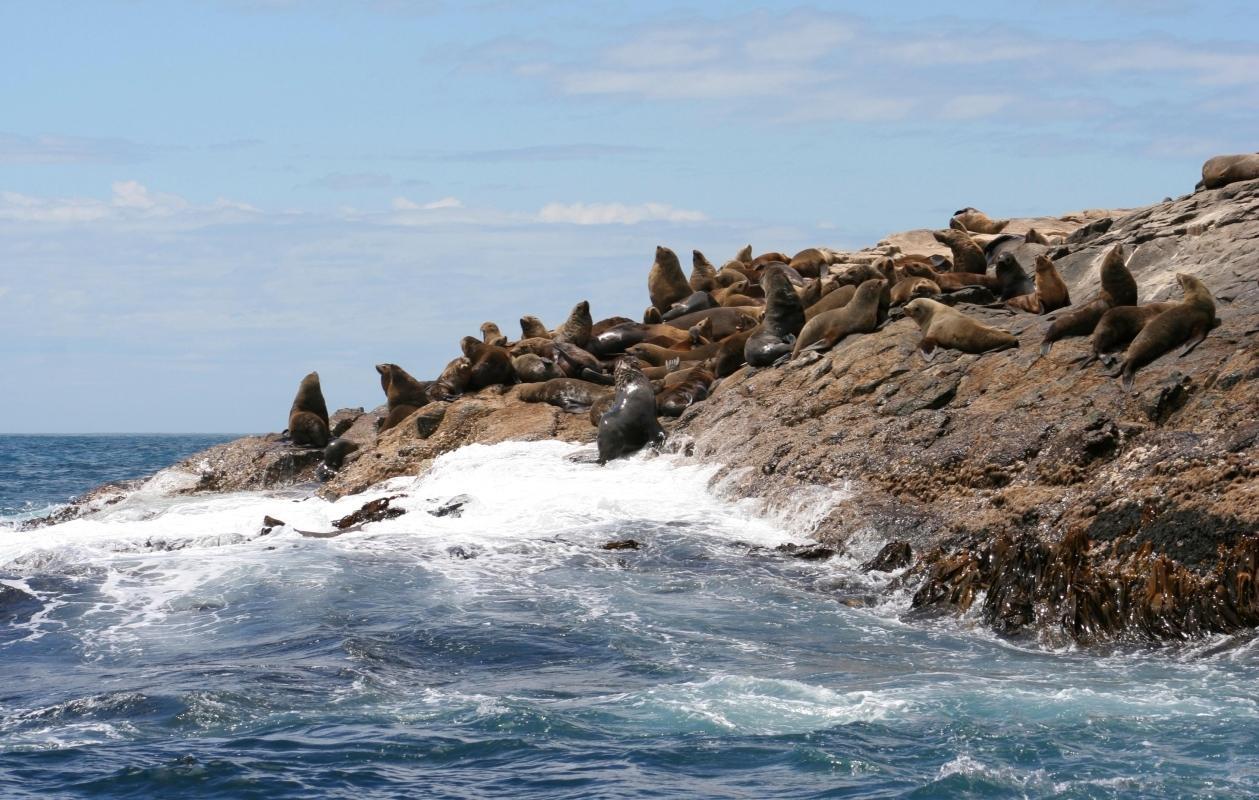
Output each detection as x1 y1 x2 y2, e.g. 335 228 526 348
15 176 1259 648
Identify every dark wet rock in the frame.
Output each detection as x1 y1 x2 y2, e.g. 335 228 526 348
429 495 470 518
446 545 482 559
601 539 641 550
862 541 913 572
776 543 839 560
333 496 406 529
260 515 286 536
0 583 42 622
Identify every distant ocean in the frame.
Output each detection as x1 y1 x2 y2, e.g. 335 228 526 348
2 435 1258 798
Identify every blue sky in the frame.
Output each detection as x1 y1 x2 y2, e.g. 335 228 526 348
2 0 1256 432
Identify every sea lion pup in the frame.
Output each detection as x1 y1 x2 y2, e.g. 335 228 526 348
690 250 719 292
428 356 472 401
994 253 1035 301
520 315 550 339
517 378 611 413
1032 254 1071 313
1114 274 1216 390
890 276 940 306
512 353 565 383
662 290 717 321
1039 245 1138 355
790 278 884 359
656 365 716 417
744 265 806 367
553 300 592 347
949 207 1009 235
1085 302 1180 367
288 371 330 447
932 229 988 274
375 363 433 432
904 298 1018 360
805 283 856 320
1198 152 1259 190
460 336 515 390
648 245 692 312
597 357 666 464
480 322 508 347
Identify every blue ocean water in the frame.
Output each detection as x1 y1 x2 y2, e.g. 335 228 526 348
2 436 1258 799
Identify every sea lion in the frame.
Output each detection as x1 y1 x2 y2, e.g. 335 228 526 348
1039 245 1137 355
690 250 719 292
428 356 472 401
950 207 1009 234
994 253 1035 301
1024 228 1050 245
1099 244 1137 306
665 306 760 338
592 316 635 337
1032 254 1071 313
480 322 508 347
288 371 330 448
510 337 558 359
648 246 692 312
1115 274 1216 390
597 358 666 464
460 336 515 390
1040 298 1112 357
805 284 856 320
512 353 565 383
589 322 691 356
714 329 754 376
376 362 434 432
656 366 716 417
520 315 549 339
643 306 663 324
744 265 806 367
518 378 611 413
799 269 831 308
736 244 753 264
553 300 592 347
625 342 713 367
890 276 940 306
553 342 604 378
318 437 360 480
788 248 831 279
711 279 749 305
662 291 717 321
1198 153 1259 191
791 278 884 358
1086 302 1179 366
903 298 1018 360
932 229 987 274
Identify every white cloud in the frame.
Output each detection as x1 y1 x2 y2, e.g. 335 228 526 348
537 201 707 225
0 181 255 225
391 195 463 211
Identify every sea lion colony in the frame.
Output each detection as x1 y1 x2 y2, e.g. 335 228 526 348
284 197 1221 476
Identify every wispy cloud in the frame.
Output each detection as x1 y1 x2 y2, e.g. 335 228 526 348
537 201 706 225
440 143 654 162
307 171 396 190
0 181 257 225
0 132 152 165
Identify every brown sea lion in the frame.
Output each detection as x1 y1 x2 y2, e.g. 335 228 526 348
656 366 716 417
735 244 753 264
597 358 666 464
1033 255 1071 313
553 342 604 378
1198 153 1259 190
1039 245 1137 355
890 276 940 306
480 322 508 347
626 342 714 367
512 353 565 383
1115 274 1216 390
428 356 472 401
711 278 749 304
520 315 550 339
717 292 761 308
788 248 831 279
1040 298 1112 356
665 306 760 337
643 306 663 324
375 363 432 432
791 278 885 358
750 251 790 268
1086 302 1179 367
1099 244 1137 306
714 329 753 376
510 337 558 359
288 371 330 447
799 270 831 308
744 266 806 367
553 300 592 347
1024 228 1050 246
904 298 1018 360
932 229 987 274
518 378 611 413
690 250 719 292
648 246 692 312
805 284 856 320
950 207 1009 234
461 336 515 390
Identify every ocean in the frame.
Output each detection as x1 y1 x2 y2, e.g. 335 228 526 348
1 434 1257 798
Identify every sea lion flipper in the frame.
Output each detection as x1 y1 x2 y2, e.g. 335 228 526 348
1180 331 1208 356
919 338 938 362
1038 340 1052 357
772 352 793 368
1121 371 1135 391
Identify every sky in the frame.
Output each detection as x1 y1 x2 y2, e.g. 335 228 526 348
2 0 1257 432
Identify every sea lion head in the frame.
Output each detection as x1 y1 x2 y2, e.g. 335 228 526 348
903 297 941 328
1034 255 1055 274
643 306 662 324
460 336 483 358
480 322 507 347
520 315 549 339
1176 272 1215 311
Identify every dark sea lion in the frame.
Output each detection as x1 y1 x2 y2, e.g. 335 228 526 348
553 341 603 378
1033 255 1071 313
714 329 754 376
288 371 330 448
933 228 988 274
592 316 635 337
597 358 666 464
930 271 1003 293
480 322 508 347
904 298 1018 360
553 300 592 347
744 266 806 367
791 278 884 358
656 366 716 417
690 250 719 292
1086 302 1179 367
891 276 940 306
318 437 360 480
520 315 550 339
950 207 1009 234
662 291 717 321
1198 153 1259 190
805 284 856 320
589 322 691 356
376 363 431 411
1115 274 1216 390
518 378 611 413
798 269 830 308
994 253 1035 300
665 306 760 337
1039 245 1137 356
428 356 472 401
513 353 565 383
461 336 515 390
1099 244 1138 306
648 246 692 312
